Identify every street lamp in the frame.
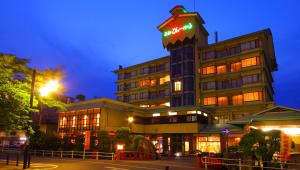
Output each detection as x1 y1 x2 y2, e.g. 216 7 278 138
127 116 134 131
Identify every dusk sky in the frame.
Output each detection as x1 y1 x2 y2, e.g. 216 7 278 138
0 1 299 108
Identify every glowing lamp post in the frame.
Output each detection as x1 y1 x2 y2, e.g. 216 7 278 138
116 144 124 151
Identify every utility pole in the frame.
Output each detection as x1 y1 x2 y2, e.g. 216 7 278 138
23 69 36 169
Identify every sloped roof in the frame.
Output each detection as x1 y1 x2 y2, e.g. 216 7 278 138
228 106 300 125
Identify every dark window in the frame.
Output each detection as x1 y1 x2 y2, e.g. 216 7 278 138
231 79 242 88
241 40 259 51
183 46 194 60
229 46 241 56
183 61 194 75
242 74 260 84
203 51 215 60
183 93 194 105
169 116 178 123
186 115 197 122
171 49 182 63
183 77 194 91
171 95 182 107
118 74 124 80
171 64 182 76
216 49 227 58
123 96 129 102
124 73 131 79
203 81 216 90
217 80 229 90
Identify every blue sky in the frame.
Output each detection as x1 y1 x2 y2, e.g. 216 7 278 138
0 0 299 108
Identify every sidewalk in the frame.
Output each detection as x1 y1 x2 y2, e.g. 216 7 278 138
0 164 25 170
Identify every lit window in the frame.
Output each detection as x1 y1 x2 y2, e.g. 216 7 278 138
168 111 177 116
96 113 100 126
217 65 226 74
84 115 88 127
243 91 262 102
160 102 170 107
150 79 156 86
174 81 182 91
159 75 170 85
140 80 150 87
152 113 160 117
203 97 216 105
202 66 215 75
241 56 260 68
217 97 228 106
61 117 66 127
232 95 243 105
231 62 241 72
72 116 76 127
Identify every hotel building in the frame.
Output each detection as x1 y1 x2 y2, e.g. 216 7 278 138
58 6 300 154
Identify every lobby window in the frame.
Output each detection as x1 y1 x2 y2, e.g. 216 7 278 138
230 62 241 72
203 51 215 60
174 81 182 92
243 91 262 102
196 136 220 153
241 56 260 68
242 74 260 85
96 113 100 127
218 96 228 106
159 75 170 85
217 65 227 74
60 117 66 128
203 97 216 106
140 80 150 87
241 39 259 51
232 95 243 105
214 115 229 124
83 115 88 127
202 66 215 75
72 116 76 128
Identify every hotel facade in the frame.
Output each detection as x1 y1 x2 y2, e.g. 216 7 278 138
58 6 300 154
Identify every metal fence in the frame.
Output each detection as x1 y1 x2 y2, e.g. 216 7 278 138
30 150 114 160
198 156 300 170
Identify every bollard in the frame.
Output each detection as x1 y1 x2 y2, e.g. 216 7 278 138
42 150 45 157
239 158 242 170
72 151 74 159
60 151 63 158
16 151 19 166
112 153 114 160
96 152 99 160
204 156 207 170
6 153 9 165
27 154 30 168
83 150 85 160
51 151 54 157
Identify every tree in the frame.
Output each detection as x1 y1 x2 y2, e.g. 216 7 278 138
239 129 281 169
114 127 131 149
75 94 85 102
97 130 111 152
0 54 66 133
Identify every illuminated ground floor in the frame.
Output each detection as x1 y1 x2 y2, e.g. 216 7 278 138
57 99 300 154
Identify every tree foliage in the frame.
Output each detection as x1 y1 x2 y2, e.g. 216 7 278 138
0 54 66 133
239 129 281 168
97 130 111 152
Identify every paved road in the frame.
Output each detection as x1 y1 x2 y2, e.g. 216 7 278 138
1 157 201 170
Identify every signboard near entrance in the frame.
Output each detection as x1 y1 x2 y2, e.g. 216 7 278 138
280 133 291 161
109 131 116 137
84 131 91 150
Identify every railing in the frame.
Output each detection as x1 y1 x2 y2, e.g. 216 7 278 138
0 148 21 167
196 156 300 170
30 150 114 160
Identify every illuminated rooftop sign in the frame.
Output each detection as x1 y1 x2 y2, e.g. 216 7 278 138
163 22 193 37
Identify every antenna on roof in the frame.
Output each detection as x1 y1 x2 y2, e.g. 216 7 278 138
194 0 195 11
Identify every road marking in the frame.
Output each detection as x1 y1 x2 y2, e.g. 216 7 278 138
30 163 58 170
105 166 130 170
85 160 163 170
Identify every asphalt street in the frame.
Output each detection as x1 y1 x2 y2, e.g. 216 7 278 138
0 157 201 170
